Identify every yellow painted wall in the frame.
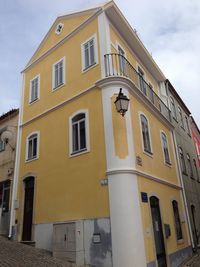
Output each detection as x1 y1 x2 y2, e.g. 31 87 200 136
130 94 178 184
30 13 94 63
23 18 101 123
109 24 159 94
138 176 190 263
17 88 109 226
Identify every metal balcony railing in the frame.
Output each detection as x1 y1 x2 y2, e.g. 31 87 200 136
104 53 171 122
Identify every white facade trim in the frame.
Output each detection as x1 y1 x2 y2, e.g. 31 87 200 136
21 85 95 127
68 109 90 157
98 12 111 78
107 168 182 190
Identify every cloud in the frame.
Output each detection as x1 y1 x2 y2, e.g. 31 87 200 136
0 0 199 126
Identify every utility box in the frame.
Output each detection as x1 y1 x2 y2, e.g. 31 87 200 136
53 221 84 265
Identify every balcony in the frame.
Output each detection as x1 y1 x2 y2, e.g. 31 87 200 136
104 53 171 122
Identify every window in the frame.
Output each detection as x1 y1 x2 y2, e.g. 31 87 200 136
118 45 126 74
185 116 191 135
0 180 10 213
70 111 89 155
140 114 152 154
29 75 40 103
161 132 170 164
187 154 194 178
52 57 65 89
178 107 184 129
138 67 147 95
82 35 97 71
0 139 5 152
170 96 177 119
193 159 199 181
172 200 183 240
26 132 39 161
179 147 187 174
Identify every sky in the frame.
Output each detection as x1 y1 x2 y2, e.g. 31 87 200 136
0 0 199 126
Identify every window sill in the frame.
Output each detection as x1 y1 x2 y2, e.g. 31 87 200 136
69 148 89 158
143 150 153 158
177 239 184 245
29 98 39 105
52 83 65 92
182 172 188 176
165 161 172 167
82 62 98 73
173 117 178 123
25 157 39 163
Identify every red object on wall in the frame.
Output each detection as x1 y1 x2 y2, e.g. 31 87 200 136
191 117 200 167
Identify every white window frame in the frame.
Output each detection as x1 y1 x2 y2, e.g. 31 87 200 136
139 112 153 156
160 130 171 165
69 110 90 157
178 106 184 129
29 74 40 104
81 34 98 72
52 57 65 90
25 131 40 162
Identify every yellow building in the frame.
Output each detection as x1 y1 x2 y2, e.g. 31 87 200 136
11 1 192 266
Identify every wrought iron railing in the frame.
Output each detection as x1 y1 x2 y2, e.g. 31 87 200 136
104 53 171 122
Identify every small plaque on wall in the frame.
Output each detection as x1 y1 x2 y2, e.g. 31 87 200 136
93 233 101 244
136 156 143 166
141 192 148 203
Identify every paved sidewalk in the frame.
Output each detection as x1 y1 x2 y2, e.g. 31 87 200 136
182 251 200 267
0 236 70 267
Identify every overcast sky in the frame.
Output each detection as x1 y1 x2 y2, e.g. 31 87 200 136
0 0 199 126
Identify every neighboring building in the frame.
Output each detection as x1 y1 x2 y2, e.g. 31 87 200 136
166 80 200 250
11 2 192 266
0 109 19 235
191 116 200 167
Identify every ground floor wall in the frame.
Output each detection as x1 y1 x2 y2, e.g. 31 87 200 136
34 217 112 267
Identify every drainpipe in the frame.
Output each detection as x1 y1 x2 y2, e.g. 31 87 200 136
172 130 195 249
8 74 24 239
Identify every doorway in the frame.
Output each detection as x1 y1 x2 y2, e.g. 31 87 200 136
22 177 34 241
150 196 167 267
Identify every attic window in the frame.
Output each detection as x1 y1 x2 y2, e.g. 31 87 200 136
55 23 64 35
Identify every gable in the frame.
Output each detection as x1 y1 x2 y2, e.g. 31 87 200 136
28 12 97 66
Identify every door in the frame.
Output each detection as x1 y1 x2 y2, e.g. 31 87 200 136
150 196 167 267
22 177 34 241
191 205 199 246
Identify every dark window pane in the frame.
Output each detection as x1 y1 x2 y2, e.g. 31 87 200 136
172 201 183 240
80 121 86 149
72 123 79 152
72 113 85 123
33 138 37 157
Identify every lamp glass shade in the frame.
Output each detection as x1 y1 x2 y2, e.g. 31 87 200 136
114 89 129 116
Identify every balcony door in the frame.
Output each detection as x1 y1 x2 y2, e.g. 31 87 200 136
150 196 167 267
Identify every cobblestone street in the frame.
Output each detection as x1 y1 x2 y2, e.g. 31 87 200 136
182 250 200 267
0 236 70 267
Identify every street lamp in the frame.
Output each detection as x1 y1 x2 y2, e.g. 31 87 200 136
114 88 130 116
